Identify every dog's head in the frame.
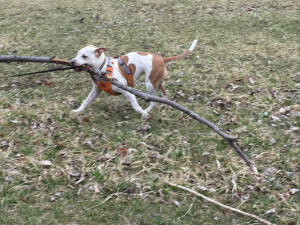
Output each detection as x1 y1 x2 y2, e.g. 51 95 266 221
70 45 108 69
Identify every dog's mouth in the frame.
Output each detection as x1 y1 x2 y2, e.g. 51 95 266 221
73 64 88 72
73 67 83 72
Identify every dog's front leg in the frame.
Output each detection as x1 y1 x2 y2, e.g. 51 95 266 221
72 82 102 113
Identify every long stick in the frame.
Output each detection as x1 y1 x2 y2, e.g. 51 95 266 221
164 180 274 225
108 79 258 174
0 55 69 65
0 55 257 174
0 55 53 63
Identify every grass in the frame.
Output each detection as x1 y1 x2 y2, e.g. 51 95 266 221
0 0 299 224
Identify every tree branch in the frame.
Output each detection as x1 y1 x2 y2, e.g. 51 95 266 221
0 55 53 63
164 180 274 225
0 55 258 174
0 55 71 65
108 79 258 174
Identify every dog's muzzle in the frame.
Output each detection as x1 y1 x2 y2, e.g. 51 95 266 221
70 59 76 66
70 59 83 72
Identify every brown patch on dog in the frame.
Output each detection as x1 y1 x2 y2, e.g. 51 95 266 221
149 54 167 89
94 50 101 57
120 55 136 75
94 47 108 57
158 83 166 96
163 50 191 63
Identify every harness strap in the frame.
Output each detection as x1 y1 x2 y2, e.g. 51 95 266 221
118 58 131 74
106 57 113 76
117 58 134 87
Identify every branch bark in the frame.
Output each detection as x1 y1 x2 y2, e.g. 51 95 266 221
0 55 70 65
0 55 258 174
164 180 274 225
0 55 53 63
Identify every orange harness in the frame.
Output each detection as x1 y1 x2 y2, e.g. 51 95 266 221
90 57 133 96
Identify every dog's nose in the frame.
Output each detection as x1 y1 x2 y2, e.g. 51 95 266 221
70 59 75 66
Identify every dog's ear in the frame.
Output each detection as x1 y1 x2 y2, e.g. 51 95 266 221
94 47 108 57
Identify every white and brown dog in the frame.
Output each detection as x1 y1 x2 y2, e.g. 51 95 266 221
70 40 198 117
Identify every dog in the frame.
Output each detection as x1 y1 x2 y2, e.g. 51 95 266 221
70 40 198 117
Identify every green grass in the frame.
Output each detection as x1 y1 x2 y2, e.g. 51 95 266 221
1 0 299 224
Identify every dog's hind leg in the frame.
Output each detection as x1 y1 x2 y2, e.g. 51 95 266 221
158 83 167 99
145 81 158 113
72 82 102 113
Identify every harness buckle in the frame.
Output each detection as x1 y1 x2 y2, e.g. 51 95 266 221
106 66 113 76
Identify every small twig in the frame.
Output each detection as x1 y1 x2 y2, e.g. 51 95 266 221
74 175 86 185
177 197 195 219
164 180 275 225
85 193 117 210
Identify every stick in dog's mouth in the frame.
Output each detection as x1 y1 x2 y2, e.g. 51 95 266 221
73 67 82 72
73 64 88 72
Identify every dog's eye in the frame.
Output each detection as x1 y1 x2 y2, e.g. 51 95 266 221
82 55 88 59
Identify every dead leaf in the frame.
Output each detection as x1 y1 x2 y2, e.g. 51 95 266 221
94 183 100 194
38 160 52 166
198 185 208 191
279 106 291 114
232 115 238 123
74 176 86 185
50 196 56 202
104 153 115 161
172 200 181 207
116 147 128 156
265 208 276 215
269 138 276 145
202 152 211 156
55 191 62 197
138 123 152 132
10 120 21 124
81 117 90 123
127 148 138 154
289 188 299 195
22 118 29 125
270 115 280 121
85 139 94 149
69 172 80 177
249 77 254 84
121 160 132 166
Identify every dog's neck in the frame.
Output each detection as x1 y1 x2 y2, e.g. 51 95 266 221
94 53 107 74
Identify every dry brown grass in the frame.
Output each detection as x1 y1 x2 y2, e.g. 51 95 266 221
0 0 299 224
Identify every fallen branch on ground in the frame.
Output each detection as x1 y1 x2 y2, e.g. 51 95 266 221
164 180 274 225
0 55 258 174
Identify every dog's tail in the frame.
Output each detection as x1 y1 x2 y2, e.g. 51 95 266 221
163 40 198 63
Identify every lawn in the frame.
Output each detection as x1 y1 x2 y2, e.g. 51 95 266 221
0 0 299 224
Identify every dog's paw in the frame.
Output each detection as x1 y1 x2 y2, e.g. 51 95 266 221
71 109 82 114
141 111 149 120
69 109 81 119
